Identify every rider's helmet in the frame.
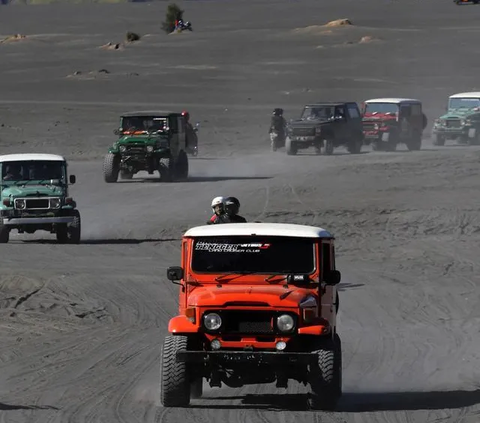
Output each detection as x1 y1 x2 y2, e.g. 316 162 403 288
211 196 225 215
273 108 284 116
224 197 240 216
182 110 190 122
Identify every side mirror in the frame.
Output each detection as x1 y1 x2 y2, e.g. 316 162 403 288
114 129 121 135
167 266 184 281
69 174 76 184
324 270 341 286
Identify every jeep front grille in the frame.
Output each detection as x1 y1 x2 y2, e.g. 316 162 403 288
125 144 146 153
25 199 49 209
292 128 315 137
224 310 274 334
445 119 461 128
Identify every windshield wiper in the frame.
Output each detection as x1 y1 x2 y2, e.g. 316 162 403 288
215 271 269 282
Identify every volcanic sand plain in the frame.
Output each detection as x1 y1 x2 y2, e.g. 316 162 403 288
1 0 480 422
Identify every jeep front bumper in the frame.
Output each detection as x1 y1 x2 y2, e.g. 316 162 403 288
3 216 75 226
432 126 474 138
176 350 317 365
363 130 391 142
290 135 316 142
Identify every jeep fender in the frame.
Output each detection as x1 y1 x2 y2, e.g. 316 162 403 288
168 315 198 334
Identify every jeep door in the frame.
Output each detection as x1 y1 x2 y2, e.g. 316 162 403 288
333 105 349 142
346 102 363 139
408 102 425 134
399 103 413 139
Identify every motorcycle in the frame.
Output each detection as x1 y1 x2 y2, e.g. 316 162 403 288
175 21 193 32
270 129 286 152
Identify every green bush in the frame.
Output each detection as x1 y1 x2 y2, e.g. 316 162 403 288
161 3 184 34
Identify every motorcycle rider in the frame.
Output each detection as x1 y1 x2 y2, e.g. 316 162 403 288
207 196 225 224
182 110 198 155
269 108 287 150
211 197 247 224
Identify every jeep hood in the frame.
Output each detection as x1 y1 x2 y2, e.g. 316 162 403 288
289 119 329 127
438 109 477 120
187 285 316 308
2 184 64 198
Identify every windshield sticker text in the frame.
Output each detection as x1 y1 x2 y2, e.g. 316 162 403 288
195 242 271 253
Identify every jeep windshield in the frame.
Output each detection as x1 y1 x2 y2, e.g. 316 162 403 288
448 98 480 110
300 106 336 121
1 160 66 185
120 116 168 133
364 103 398 115
191 236 315 275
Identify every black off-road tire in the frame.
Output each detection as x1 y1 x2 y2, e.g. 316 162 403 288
160 335 191 407
56 209 81 244
285 137 297 155
308 334 342 411
347 137 363 154
159 156 175 182
0 221 9 243
103 153 120 183
407 134 422 151
324 139 334 155
432 134 446 146
175 151 189 181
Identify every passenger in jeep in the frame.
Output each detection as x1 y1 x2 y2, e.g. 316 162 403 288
211 196 247 223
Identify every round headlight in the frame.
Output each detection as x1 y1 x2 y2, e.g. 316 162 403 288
119 145 126 152
15 199 26 210
204 313 222 331
277 314 295 332
146 145 154 152
50 198 61 209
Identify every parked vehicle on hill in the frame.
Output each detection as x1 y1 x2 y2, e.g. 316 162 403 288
160 222 342 411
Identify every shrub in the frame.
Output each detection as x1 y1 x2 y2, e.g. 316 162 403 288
161 3 184 34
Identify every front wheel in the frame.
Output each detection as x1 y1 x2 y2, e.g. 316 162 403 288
103 153 120 183
56 210 81 244
160 335 191 407
285 137 297 155
308 334 342 410
324 139 334 155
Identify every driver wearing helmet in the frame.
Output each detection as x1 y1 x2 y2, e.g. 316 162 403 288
206 196 225 224
211 196 247 224
182 110 198 155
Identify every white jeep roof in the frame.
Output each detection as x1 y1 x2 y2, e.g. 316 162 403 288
0 153 66 163
449 92 480 99
184 222 333 239
365 98 420 104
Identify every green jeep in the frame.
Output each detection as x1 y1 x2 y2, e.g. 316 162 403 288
432 92 480 146
103 111 189 183
0 153 80 244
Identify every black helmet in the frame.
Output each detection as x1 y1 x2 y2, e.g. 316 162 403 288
273 108 283 116
224 196 240 215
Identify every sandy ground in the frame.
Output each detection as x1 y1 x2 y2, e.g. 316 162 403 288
1 0 480 421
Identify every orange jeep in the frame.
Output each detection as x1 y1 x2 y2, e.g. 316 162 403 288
160 222 342 410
